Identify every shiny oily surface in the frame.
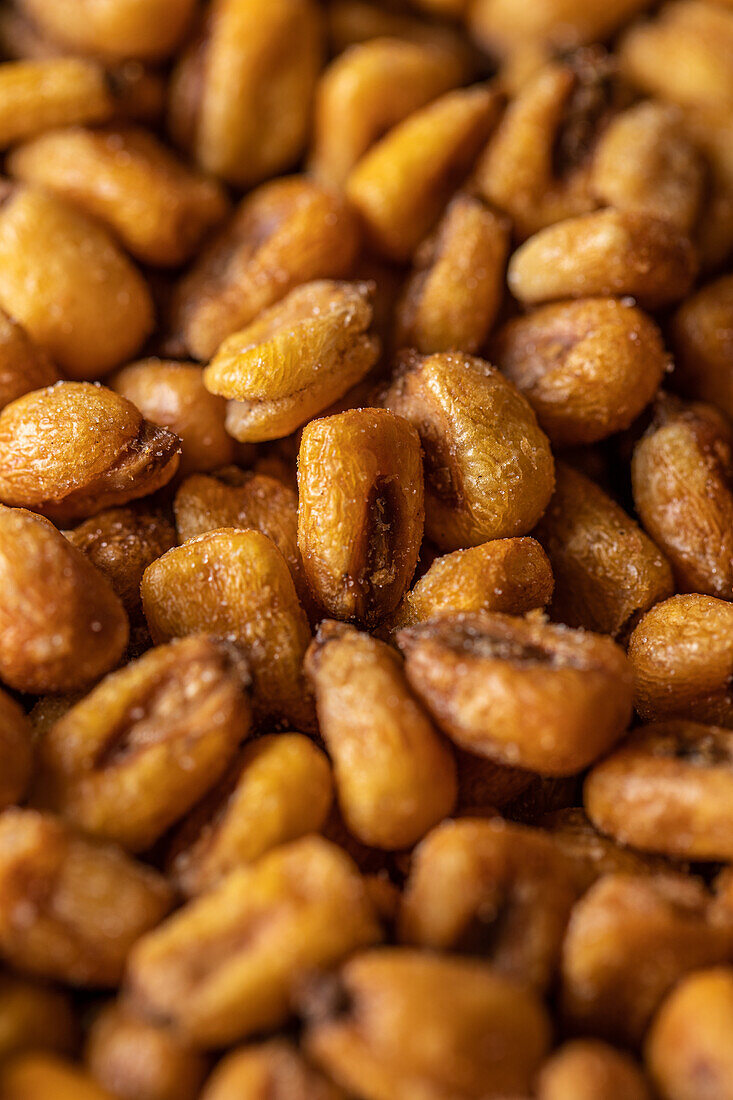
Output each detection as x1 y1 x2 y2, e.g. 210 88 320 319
0 1 731 1095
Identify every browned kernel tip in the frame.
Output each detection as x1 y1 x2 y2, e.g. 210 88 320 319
396 611 633 775
110 359 235 479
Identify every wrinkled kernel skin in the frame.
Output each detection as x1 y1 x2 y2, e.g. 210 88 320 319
174 468 314 614
206 280 380 442
310 37 465 188
492 298 668 447
395 194 509 356
0 382 181 524
629 595 733 726
169 0 323 188
126 836 382 1047
65 507 177 618
8 126 230 267
166 733 333 896
172 176 360 362
397 611 633 775
399 817 585 991
0 506 129 694
384 537 554 634
535 462 673 639
0 58 115 148
0 688 33 811
382 352 555 551
0 1053 118 1100
110 360 235 479
0 809 172 988
17 0 197 60
508 209 698 309
560 872 733 1046
304 948 551 1100
141 528 314 730
646 968 733 1100
347 85 501 262
305 621 456 850
0 974 77 1061
585 720 733 861
33 636 252 853
537 1040 652 1100
671 274 733 419
298 408 424 625
199 1040 347 1100
85 1001 207 1100
632 396 733 598
0 187 154 379
0 307 59 412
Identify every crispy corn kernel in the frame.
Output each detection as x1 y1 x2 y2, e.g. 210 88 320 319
0 809 172 987
0 187 154 379
206 281 380 443
126 835 382 1047
34 636 251 853
141 528 314 729
9 127 229 267
0 506 128 694
298 408 424 625
397 611 633 775
0 383 180 523
305 621 456 850
172 177 360 361
169 0 322 187
167 733 333 896
347 85 501 262
382 351 555 550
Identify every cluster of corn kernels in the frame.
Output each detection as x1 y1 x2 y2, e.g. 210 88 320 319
1 1 733 1098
